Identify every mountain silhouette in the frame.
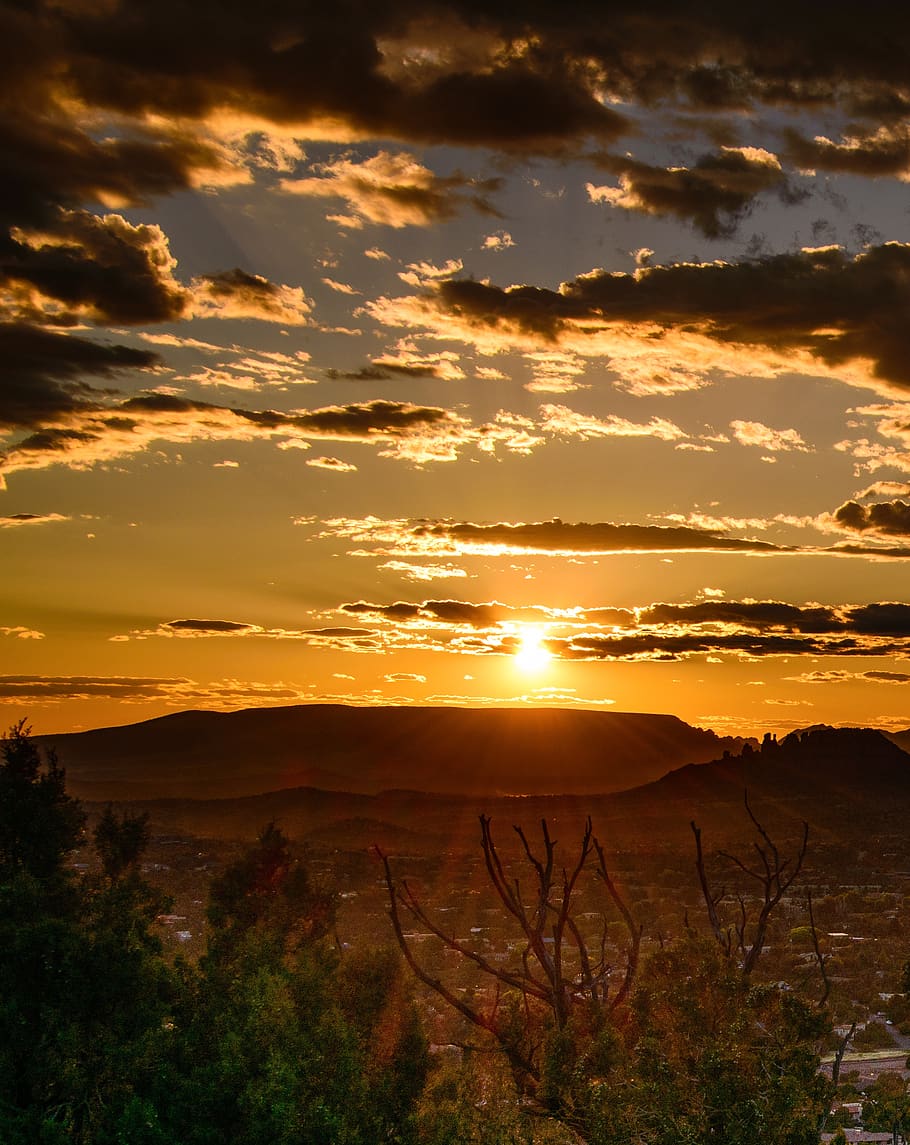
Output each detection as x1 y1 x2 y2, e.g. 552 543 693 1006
36 703 747 800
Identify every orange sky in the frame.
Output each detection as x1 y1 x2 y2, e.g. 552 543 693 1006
5 2 910 737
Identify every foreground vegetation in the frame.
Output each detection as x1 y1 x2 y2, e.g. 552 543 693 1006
1 721 904 1143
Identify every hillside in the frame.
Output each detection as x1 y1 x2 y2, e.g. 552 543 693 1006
88 725 910 858
608 725 910 840
37 703 747 800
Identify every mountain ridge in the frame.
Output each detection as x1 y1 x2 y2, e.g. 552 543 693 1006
36 703 749 801
64 722 910 854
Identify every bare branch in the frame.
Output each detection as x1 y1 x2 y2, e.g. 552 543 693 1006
693 799 810 978
592 836 641 1011
375 845 539 1083
692 820 727 949
806 890 830 1008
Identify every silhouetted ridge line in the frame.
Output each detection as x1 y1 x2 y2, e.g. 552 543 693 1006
36 703 746 800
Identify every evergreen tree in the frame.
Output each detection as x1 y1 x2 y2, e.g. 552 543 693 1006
0 723 174 1144
163 823 429 1144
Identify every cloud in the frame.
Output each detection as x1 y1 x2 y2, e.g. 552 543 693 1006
787 669 910 685
0 626 44 640
587 147 792 237
832 498 910 536
306 456 358 472
2 393 541 478
0 674 314 706
370 243 910 395
784 125 910 178
164 619 257 634
639 600 841 633
541 404 686 441
482 231 514 252
0 512 68 528
182 349 316 391
317 594 910 664
379 560 468 582
321 278 359 295
10 1 910 217
320 516 783 557
6 210 188 326
397 259 465 286
281 151 500 227
730 420 811 452
190 268 312 324
27 1 910 163
0 322 161 430
384 672 427 683
523 355 587 394
115 618 378 646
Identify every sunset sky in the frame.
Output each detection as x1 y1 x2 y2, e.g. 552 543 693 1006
7 2 910 736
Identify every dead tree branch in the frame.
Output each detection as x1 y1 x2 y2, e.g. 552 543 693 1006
377 815 639 1109
693 793 809 978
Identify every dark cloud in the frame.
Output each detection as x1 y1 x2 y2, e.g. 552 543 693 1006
0 675 183 699
165 619 256 633
325 366 392 382
640 601 842 633
343 600 514 627
833 498 910 536
784 126 910 177
0 512 68 528
190 268 311 324
331 592 910 663
826 542 910 559
3 209 187 326
289 399 454 437
563 631 847 661
590 148 796 237
846 603 910 635
419 518 781 553
0 392 508 477
326 361 445 382
432 242 910 390
22 2 910 157
46 4 626 153
371 360 446 378
0 322 160 430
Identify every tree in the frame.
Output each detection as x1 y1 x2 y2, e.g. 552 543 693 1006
691 793 808 979
382 806 831 1144
0 719 84 880
0 723 174 1144
93 804 151 879
163 823 429 1145
379 816 639 1135
863 1072 910 1145
611 936 831 1145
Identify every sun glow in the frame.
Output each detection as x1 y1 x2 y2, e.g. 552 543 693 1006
513 626 553 674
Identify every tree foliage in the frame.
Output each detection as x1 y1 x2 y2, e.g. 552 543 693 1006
0 725 429 1144
0 723 173 1144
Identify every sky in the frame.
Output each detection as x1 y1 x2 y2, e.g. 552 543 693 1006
7 2 910 737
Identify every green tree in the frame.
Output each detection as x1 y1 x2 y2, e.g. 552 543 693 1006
602 936 831 1145
163 823 429 1144
93 804 151 879
863 1072 910 1145
0 719 84 880
0 723 174 1144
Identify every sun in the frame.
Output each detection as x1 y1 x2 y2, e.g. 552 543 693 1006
513 627 553 674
